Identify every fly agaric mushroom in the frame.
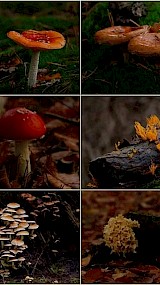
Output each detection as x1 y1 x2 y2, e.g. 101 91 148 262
0 107 46 177
128 32 160 56
94 25 149 45
7 30 66 88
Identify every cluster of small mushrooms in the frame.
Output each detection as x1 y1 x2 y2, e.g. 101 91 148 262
0 202 39 276
95 22 160 57
7 30 66 88
20 192 60 220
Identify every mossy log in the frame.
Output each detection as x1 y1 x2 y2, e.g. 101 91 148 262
89 140 160 188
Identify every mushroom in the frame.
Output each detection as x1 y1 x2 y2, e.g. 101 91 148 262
7 29 66 88
95 25 149 63
7 203 20 209
16 231 29 240
128 32 160 56
28 223 39 235
16 209 26 215
11 239 24 247
94 25 149 45
150 23 160 33
0 107 46 177
18 222 29 228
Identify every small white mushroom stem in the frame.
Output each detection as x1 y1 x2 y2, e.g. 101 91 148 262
15 140 31 177
28 51 40 88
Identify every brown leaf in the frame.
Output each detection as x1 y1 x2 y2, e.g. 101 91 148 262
46 173 71 189
112 271 127 280
57 173 79 188
83 268 105 283
49 98 79 120
37 72 61 82
82 254 92 267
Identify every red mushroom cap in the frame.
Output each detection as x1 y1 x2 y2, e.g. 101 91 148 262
7 30 66 51
0 107 46 140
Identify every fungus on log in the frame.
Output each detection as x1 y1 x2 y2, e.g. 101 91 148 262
89 115 160 188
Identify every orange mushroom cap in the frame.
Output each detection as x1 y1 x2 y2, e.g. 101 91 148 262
95 25 149 45
128 33 160 56
150 23 160 33
7 30 66 51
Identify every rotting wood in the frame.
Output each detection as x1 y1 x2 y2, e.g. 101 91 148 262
89 140 160 188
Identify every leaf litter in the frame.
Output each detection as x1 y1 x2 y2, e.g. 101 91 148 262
82 191 160 283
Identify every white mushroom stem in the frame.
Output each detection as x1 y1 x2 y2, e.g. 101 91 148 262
15 140 31 177
28 51 40 88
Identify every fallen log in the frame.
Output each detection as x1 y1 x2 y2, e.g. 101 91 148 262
89 140 160 188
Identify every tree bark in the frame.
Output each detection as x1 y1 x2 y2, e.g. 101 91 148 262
89 140 160 188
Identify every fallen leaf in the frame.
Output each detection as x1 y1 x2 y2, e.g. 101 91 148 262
46 173 71 189
83 268 105 283
37 72 61 81
82 254 92 267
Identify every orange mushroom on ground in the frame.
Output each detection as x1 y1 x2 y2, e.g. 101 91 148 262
94 25 149 45
7 30 66 88
128 32 160 56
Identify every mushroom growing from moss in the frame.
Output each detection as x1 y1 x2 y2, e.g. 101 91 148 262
95 25 149 63
0 107 46 177
7 30 66 88
128 32 160 56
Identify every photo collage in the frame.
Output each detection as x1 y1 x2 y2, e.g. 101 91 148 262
0 1 160 284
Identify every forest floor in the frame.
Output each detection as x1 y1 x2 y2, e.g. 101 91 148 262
82 191 160 283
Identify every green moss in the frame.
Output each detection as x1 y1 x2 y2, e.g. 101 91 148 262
82 2 109 44
139 2 160 25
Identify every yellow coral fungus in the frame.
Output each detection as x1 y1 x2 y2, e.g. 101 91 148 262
156 143 160 151
146 127 158 142
149 162 158 175
146 115 160 128
103 214 140 255
115 141 121 151
135 115 160 142
134 121 147 141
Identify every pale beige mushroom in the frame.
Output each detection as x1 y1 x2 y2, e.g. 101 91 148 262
16 231 29 240
14 227 26 232
16 209 26 215
7 203 20 209
11 239 24 247
28 223 39 235
18 222 29 228
1 215 15 225
9 222 19 229
0 237 10 249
